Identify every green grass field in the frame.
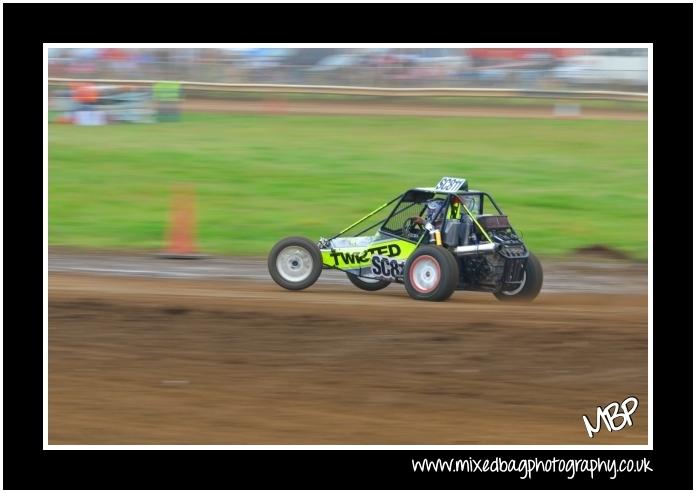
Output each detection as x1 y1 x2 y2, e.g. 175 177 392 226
49 112 648 259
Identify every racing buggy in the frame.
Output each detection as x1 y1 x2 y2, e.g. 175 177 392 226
268 177 542 302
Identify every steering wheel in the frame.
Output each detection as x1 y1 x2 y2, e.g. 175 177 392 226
402 216 426 239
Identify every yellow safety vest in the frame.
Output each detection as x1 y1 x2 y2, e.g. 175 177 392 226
449 202 461 219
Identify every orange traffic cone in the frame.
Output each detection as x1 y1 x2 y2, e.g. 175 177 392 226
159 184 206 259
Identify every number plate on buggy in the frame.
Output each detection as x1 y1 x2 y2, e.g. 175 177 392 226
434 177 467 192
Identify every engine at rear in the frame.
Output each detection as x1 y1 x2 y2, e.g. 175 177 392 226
450 216 529 292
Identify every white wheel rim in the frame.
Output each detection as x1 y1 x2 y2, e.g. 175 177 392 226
410 255 441 293
276 246 313 283
502 272 526 295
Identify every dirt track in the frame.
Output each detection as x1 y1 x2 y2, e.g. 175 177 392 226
49 272 648 445
182 99 647 121
48 248 648 294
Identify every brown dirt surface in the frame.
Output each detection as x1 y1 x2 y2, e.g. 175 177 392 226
49 273 648 445
573 245 633 260
182 98 647 121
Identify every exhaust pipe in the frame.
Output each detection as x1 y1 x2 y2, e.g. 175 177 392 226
453 243 497 256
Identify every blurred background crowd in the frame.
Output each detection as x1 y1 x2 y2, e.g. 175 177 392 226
48 47 648 91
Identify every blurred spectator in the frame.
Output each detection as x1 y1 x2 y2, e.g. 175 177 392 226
69 82 106 125
71 82 98 108
153 81 182 122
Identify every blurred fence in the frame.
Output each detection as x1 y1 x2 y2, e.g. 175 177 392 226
49 78 647 103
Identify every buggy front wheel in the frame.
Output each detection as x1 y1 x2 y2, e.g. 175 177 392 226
268 236 322 290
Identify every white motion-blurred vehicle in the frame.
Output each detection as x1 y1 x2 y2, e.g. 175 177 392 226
552 51 648 89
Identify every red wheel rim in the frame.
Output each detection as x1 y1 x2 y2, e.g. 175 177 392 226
409 255 441 293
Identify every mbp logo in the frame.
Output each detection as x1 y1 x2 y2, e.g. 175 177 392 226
582 396 639 438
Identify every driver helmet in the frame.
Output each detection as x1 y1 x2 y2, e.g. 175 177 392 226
425 199 446 223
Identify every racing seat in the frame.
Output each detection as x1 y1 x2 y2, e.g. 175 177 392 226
442 219 472 246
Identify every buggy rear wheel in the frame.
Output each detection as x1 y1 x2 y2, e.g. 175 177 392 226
404 245 458 301
268 236 322 290
494 251 543 302
346 272 391 291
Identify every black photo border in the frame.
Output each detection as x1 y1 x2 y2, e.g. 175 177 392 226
4 2 692 489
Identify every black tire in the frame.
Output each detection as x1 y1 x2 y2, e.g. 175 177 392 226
346 272 391 291
404 245 459 301
494 251 543 302
445 248 462 287
268 236 323 290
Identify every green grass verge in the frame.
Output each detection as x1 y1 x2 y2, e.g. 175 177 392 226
49 112 648 258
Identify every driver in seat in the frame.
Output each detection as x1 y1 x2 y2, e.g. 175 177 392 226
433 195 479 245
425 198 447 228
403 199 446 241
404 196 478 243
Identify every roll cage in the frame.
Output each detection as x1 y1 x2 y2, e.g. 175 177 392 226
326 188 513 245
